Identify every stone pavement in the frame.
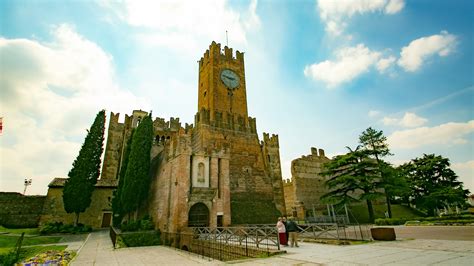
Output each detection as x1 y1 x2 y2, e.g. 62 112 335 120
70 229 474 265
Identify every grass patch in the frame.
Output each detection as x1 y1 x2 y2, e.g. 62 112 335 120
349 204 424 224
0 226 39 235
0 235 62 247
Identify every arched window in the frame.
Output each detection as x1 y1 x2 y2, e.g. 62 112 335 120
188 203 209 227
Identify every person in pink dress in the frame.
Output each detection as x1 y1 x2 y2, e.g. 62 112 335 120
276 217 288 246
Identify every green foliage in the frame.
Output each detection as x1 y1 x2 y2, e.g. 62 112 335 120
377 214 474 225
121 115 154 216
0 250 16 266
39 222 91 235
349 204 423 224
120 216 154 232
375 218 410 225
399 154 470 216
321 146 384 222
63 110 106 225
0 235 61 247
112 129 135 226
120 230 161 247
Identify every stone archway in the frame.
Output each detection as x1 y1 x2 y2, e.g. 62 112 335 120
188 202 209 227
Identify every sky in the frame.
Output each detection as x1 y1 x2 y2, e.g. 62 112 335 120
0 0 473 196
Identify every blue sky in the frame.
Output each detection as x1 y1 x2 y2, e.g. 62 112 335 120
1 0 473 195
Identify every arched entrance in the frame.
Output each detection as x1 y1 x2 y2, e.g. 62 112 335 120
188 203 209 227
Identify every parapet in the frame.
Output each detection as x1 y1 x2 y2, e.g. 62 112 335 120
153 116 182 132
263 133 279 147
310 147 326 158
199 41 244 67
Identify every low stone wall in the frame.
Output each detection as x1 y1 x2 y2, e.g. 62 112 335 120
0 192 46 228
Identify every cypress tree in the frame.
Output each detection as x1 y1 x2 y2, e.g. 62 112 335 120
63 110 106 226
120 114 154 218
111 129 134 226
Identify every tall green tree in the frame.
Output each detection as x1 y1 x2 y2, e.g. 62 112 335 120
321 146 384 222
63 110 106 225
400 154 470 216
111 129 134 226
359 127 394 217
120 114 154 218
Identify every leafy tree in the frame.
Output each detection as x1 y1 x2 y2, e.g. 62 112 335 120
112 129 134 226
321 146 384 222
400 154 470 216
63 110 106 225
120 114 154 218
358 127 394 217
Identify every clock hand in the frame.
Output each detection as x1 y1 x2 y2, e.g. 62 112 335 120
223 75 235 80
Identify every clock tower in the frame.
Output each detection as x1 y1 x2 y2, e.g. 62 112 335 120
197 41 249 126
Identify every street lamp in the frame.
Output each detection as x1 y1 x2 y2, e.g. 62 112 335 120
23 178 32 195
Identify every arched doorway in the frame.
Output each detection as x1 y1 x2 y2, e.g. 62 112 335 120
188 203 209 227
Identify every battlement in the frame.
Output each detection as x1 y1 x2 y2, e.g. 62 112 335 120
199 41 244 67
153 116 183 132
310 147 326 157
263 133 279 147
194 108 256 134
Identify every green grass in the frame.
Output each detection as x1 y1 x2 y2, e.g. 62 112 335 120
349 204 424 224
0 226 39 235
0 235 62 248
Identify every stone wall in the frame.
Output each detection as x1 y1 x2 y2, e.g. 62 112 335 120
39 178 116 228
285 147 331 218
0 192 46 228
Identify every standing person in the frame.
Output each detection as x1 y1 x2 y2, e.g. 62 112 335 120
276 217 287 246
286 216 299 247
282 216 289 244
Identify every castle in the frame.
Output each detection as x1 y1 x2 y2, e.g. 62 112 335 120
40 42 287 231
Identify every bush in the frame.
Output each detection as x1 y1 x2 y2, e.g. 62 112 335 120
39 222 92 235
121 230 161 247
375 215 474 226
120 216 154 232
375 218 410 225
0 250 17 266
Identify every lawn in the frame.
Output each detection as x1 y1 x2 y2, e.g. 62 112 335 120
349 204 424 224
0 235 62 248
0 226 39 235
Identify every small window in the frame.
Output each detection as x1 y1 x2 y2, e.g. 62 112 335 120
203 91 207 97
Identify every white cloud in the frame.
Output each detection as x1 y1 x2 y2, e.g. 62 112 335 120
103 0 260 53
388 120 474 149
452 161 474 193
383 112 428 128
368 110 381 118
317 0 404 36
376 56 396 73
304 44 381 87
385 0 405 14
0 24 148 195
398 31 457 72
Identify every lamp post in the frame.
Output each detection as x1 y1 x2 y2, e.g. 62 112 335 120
23 178 32 195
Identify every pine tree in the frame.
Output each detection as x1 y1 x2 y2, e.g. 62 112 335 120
321 146 384 222
359 127 394 217
63 110 106 226
120 114 154 218
400 154 470 216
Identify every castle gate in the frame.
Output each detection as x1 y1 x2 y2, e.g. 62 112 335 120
188 203 209 227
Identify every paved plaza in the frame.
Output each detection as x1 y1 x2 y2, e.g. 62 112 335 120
71 226 474 265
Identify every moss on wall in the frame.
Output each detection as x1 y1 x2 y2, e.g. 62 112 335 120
230 192 281 224
0 192 46 228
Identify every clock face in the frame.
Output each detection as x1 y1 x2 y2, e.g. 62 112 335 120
220 69 240 89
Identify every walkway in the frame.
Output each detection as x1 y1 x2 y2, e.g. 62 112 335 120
71 228 474 265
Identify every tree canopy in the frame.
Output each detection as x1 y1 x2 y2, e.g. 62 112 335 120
400 154 470 216
63 110 106 225
321 146 384 222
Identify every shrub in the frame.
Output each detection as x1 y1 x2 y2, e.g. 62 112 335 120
39 222 91 235
0 250 17 266
121 230 161 247
120 216 154 232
